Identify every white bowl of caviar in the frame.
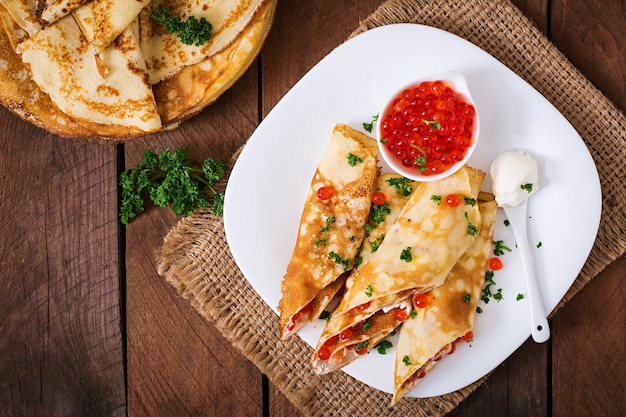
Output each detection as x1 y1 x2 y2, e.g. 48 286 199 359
376 71 480 181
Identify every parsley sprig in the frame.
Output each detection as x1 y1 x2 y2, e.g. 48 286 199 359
119 148 226 225
151 6 213 46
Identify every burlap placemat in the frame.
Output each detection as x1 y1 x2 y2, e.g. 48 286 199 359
156 0 626 415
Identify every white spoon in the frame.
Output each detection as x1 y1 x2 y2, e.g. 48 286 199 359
502 199 550 343
491 150 550 343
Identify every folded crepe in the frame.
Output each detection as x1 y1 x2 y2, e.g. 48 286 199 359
278 123 379 340
139 0 265 84
392 198 498 405
312 173 419 373
330 166 484 322
16 13 162 133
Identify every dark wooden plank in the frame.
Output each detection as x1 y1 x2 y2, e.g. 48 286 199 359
551 0 626 112
552 256 626 416
0 107 125 416
124 56 264 416
549 1 626 415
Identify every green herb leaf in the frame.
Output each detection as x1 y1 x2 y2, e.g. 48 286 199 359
464 211 478 236
365 285 373 297
385 177 414 196
402 355 412 366
319 310 331 321
493 240 512 256
363 114 379 133
375 340 393 355
430 195 442 205
421 118 441 129
151 6 213 46
369 201 391 224
463 293 471 304
400 247 412 262
347 152 364 167
521 183 534 193
119 148 226 224
410 144 428 172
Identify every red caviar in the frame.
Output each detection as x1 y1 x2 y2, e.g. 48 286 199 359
380 80 476 176
489 257 503 270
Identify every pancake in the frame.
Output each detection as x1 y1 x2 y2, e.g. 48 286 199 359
139 0 265 84
312 173 418 373
16 14 163 133
0 0 277 142
38 0 90 25
392 198 498 404
278 124 380 340
73 0 152 49
331 166 484 321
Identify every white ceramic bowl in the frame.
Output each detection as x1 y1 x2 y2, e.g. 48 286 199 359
376 71 480 181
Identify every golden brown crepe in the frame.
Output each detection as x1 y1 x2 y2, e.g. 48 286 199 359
139 0 265 84
16 14 163 133
332 166 485 321
278 123 380 340
73 0 152 49
0 0 276 141
312 173 418 373
392 198 498 405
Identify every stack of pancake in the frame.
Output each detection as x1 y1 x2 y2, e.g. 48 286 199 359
0 0 276 141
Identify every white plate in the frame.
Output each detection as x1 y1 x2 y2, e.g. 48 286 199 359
224 24 601 397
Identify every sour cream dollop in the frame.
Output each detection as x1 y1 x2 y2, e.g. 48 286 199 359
490 150 539 207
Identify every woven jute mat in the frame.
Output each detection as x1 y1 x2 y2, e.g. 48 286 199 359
156 0 626 415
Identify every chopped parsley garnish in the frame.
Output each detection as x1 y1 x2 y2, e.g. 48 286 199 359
516 293 525 301
464 197 477 206
402 355 412 366
521 183 534 193
537 241 542 248
386 177 413 196
400 247 413 262
370 235 385 252
328 251 351 271
119 148 226 225
355 340 370 352
363 114 379 133
369 201 391 224
362 320 372 331
481 270 503 303
365 285 373 297
493 240 512 256
347 152 364 167
151 7 213 46
430 195 442 205
464 211 478 236
476 306 483 314
353 255 363 269
410 144 428 172
375 340 393 355
319 310 331 321
504 219 510 227
463 293 471 304
410 310 417 319
314 215 335 247
421 118 441 129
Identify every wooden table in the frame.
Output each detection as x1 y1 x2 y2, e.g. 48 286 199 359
1 1 624 416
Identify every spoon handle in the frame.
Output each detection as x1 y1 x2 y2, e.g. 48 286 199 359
503 201 550 343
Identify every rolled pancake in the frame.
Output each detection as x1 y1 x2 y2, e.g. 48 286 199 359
278 123 379 340
333 165 485 320
392 198 498 405
312 173 418 373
